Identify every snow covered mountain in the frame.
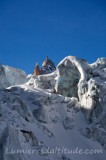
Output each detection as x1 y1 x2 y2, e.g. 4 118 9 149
0 56 106 160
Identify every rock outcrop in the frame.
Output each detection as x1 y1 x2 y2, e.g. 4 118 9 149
41 56 56 74
33 56 56 75
33 63 41 75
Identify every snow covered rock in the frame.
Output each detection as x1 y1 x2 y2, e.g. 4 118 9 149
33 56 56 76
40 56 56 75
27 71 57 89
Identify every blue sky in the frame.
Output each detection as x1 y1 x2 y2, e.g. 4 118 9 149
0 0 106 73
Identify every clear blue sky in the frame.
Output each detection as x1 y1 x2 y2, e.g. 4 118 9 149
0 0 106 73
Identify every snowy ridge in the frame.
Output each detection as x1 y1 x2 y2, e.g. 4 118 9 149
0 64 27 88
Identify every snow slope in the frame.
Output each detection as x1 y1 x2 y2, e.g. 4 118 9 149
0 85 105 160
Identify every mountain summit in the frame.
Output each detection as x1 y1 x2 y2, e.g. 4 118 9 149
33 56 56 75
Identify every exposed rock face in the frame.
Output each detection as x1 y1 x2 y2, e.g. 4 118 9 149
33 63 41 75
0 56 106 160
42 56 55 67
33 56 56 75
41 56 56 74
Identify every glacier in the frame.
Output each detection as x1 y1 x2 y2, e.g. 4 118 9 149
0 56 106 160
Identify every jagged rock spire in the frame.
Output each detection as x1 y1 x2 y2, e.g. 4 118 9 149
40 56 56 74
33 63 40 75
42 56 56 68
33 56 56 75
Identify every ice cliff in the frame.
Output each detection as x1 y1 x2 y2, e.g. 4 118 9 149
0 56 106 160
